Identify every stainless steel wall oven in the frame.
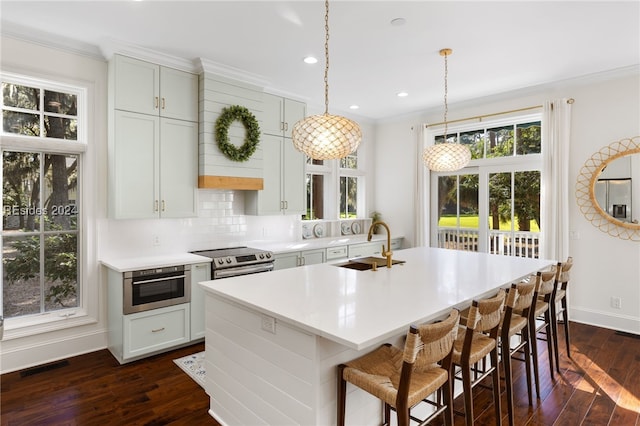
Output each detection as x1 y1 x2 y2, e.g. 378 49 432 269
123 265 191 314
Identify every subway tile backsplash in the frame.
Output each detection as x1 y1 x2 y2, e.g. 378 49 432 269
100 189 300 259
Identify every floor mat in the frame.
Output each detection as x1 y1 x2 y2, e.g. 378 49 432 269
173 351 206 388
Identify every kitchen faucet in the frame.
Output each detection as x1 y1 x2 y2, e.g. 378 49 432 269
367 221 393 268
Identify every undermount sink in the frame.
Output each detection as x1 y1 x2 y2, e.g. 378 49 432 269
335 256 406 271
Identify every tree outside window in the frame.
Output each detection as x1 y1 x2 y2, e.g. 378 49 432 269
2 80 80 319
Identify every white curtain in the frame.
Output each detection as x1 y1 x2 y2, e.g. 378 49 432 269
415 124 429 247
542 99 573 262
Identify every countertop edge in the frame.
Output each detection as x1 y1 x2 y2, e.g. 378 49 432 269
101 253 212 272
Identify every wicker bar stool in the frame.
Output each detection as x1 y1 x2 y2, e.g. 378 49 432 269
452 289 506 426
337 309 460 426
520 270 557 397
549 257 574 370
499 280 536 426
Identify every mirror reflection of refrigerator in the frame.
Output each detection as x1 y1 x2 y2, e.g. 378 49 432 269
595 178 632 222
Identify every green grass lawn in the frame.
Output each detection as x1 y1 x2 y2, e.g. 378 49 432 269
438 215 540 232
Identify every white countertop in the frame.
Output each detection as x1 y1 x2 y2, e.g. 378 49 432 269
100 235 400 272
247 233 401 254
101 253 212 272
199 246 554 350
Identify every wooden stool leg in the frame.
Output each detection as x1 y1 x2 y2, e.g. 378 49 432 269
462 362 474 426
521 326 534 406
544 311 555 381
501 338 515 426
528 319 542 399
549 304 561 374
491 348 502 426
562 298 571 359
337 364 346 426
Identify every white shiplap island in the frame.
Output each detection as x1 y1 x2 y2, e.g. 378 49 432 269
199 246 554 425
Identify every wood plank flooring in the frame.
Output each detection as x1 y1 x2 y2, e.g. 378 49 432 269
1 322 638 425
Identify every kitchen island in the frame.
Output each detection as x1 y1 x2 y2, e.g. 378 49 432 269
199 246 554 425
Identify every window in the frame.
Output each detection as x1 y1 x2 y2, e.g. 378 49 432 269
304 150 365 220
430 115 542 258
2 74 84 323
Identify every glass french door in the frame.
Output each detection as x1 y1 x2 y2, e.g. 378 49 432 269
431 167 541 258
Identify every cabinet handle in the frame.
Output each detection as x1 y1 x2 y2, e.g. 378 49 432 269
284 200 288 210
155 96 159 109
154 200 159 212
151 327 165 333
161 97 166 109
284 122 288 131
161 200 166 211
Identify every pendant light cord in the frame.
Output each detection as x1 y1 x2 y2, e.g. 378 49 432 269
324 0 330 115
443 49 449 142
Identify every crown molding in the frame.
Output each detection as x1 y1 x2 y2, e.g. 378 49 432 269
1 22 104 60
100 38 198 73
196 58 270 89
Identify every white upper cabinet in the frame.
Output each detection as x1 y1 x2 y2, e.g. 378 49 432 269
109 54 198 219
110 112 197 219
262 93 306 138
245 134 305 216
113 55 198 122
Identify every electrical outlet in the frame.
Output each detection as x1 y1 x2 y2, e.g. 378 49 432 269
261 315 276 334
153 235 160 246
611 296 622 309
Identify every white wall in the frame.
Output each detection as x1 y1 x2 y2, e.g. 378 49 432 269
373 69 640 334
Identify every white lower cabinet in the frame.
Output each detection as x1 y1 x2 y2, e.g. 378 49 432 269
123 304 190 360
190 262 211 341
348 238 403 258
326 245 348 261
274 249 325 270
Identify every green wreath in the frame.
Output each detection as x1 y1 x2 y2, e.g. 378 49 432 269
215 105 261 162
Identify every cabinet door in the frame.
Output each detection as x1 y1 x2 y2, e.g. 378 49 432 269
114 55 159 115
160 67 198 122
283 98 306 138
348 242 383 258
301 249 325 266
123 303 190 359
159 118 197 218
256 134 284 215
262 93 284 136
273 252 300 270
112 110 159 219
282 139 305 215
190 263 211 341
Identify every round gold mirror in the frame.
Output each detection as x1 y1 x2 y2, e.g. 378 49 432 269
576 136 640 240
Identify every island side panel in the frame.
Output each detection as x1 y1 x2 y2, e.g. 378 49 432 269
204 293 319 425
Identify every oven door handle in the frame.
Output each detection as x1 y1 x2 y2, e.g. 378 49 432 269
213 264 274 279
132 274 186 285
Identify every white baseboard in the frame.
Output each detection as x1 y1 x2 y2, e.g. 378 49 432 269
570 306 640 336
0 329 108 374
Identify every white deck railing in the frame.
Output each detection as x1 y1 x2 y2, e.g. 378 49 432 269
437 228 540 258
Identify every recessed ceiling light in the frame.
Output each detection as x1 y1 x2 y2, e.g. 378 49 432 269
303 56 318 64
390 18 406 26
397 92 409 97
349 105 360 110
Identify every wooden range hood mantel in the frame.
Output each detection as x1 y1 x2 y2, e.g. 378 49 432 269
198 175 263 190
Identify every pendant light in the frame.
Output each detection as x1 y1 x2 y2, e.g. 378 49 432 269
292 0 362 160
423 48 471 171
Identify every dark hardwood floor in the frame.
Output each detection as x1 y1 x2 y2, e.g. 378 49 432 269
1 322 638 425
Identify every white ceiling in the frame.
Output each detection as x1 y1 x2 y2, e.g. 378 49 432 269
1 1 639 121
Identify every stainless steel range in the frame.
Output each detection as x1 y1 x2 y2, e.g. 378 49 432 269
191 246 274 279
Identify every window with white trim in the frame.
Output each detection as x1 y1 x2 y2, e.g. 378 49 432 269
304 150 365 220
429 114 543 258
2 74 85 322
